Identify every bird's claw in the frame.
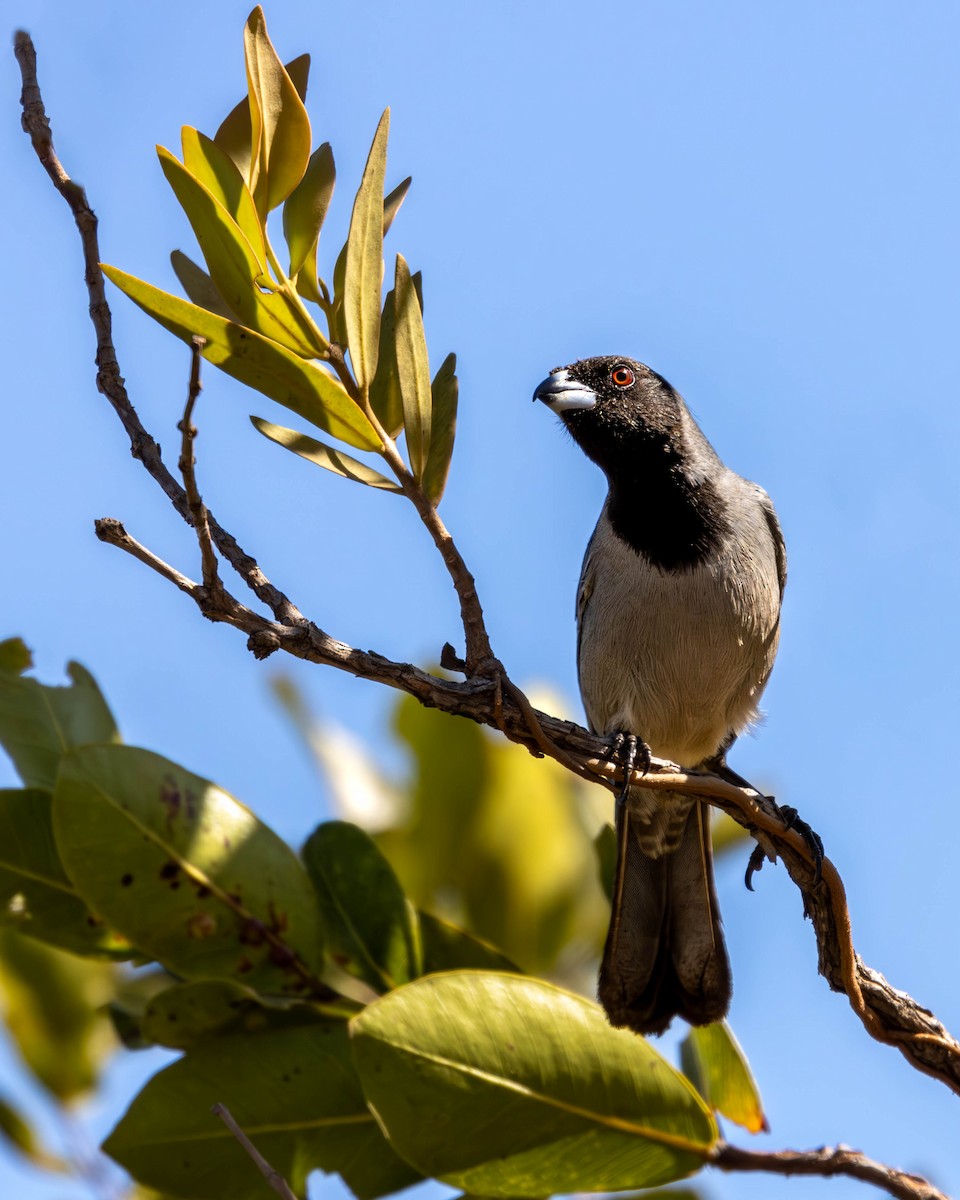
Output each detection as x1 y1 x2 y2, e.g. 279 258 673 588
608 731 652 806
744 802 824 891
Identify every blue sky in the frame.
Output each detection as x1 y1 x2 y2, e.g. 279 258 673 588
4 1 960 1198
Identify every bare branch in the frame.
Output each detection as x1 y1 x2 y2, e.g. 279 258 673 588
17 29 960 1100
177 336 222 592
211 1104 298 1200
711 1141 949 1200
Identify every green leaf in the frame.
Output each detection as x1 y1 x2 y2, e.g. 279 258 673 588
214 53 310 184
251 417 401 491
422 352 458 504
0 788 132 958
283 141 336 278
393 253 432 478
0 1093 66 1171
104 1023 422 1200
180 126 267 269
243 7 313 215
0 655 119 791
53 745 324 994
369 284 404 437
383 176 411 236
0 929 117 1101
0 638 31 675
344 110 389 388
418 911 518 974
350 972 717 1195
679 1021 768 1134
103 266 380 451
169 251 234 320
158 147 322 357
302 821 420 992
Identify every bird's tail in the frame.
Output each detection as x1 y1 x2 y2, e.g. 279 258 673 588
598 797 731 1035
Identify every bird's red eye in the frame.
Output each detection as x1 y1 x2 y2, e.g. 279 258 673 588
611 366 635 387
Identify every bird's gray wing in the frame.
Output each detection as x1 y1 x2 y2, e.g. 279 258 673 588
754 483 787 599
575 524 600 731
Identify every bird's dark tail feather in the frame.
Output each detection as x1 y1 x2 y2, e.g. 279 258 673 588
598 799 731 1036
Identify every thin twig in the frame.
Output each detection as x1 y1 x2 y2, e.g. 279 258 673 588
211 1104 298 1200
711 1142 949 1200
177 336 221 591
17 29 960 1098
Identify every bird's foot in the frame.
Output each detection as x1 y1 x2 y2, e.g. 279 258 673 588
744 800 824 890
608 731 652 806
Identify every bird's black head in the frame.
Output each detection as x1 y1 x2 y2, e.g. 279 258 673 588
533 355 730 568
533 356 686 478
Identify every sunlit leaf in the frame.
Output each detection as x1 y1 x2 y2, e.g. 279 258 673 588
284 141 335 278
680 1021 768 1134
0 654 119 791
243 7 312 215
53 745 324 994
0 789 132 958
383 176 411 235
251 417 401 491
393 253 432 478
369 284 404 437
104 1023 422 1200
169 251 234 320
302 821 420 992
180 127 266 269
0 929 117 1101
103 266 380 451
214 53 310 184
158 147 322 356
422 352 457 504
350 972 716 1194
344 110 389 388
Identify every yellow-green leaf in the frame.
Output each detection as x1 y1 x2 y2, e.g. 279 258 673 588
158 147 322 356
251 417 400 491
383 176 411 236
350 972 717 1195
369 284 403 437
283 142 336 278
344 110 389 388
422 352 457 504
103 266 379 451
679 1021 768 1134
180 126 266 269
244 6 312 216
214 53 310 185
169 251 234 320
393 253 432 479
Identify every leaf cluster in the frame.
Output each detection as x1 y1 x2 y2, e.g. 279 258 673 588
104 7 457 505
0 638 765 1199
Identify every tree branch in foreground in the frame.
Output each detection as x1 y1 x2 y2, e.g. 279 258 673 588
14 18 960 1167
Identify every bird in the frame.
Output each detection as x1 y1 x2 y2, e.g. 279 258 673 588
534 355 785 1035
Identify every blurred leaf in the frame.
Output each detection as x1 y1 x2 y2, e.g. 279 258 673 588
0 638 31 675
0 928 117 1101
422 352 458 504
214 53 310 184
712 810 750 858
0 1093 66 1171
393 253 432 479
350 972 716 1194
243 7 312 215
344 110 389 388
284 141 335 278
53 745 324 994
103 266 380 451
251 417 401 491
170 251 234 320
369 284 404 437
418 911 518 974
158 147 322 356
0 788 132 958
680 1021 768 1134
104 1023 422 1200
0 654 118 791
382 176 411 235
303 821 420 991
181 126 266 270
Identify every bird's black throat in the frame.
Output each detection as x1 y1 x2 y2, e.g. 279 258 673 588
606 463 730 570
